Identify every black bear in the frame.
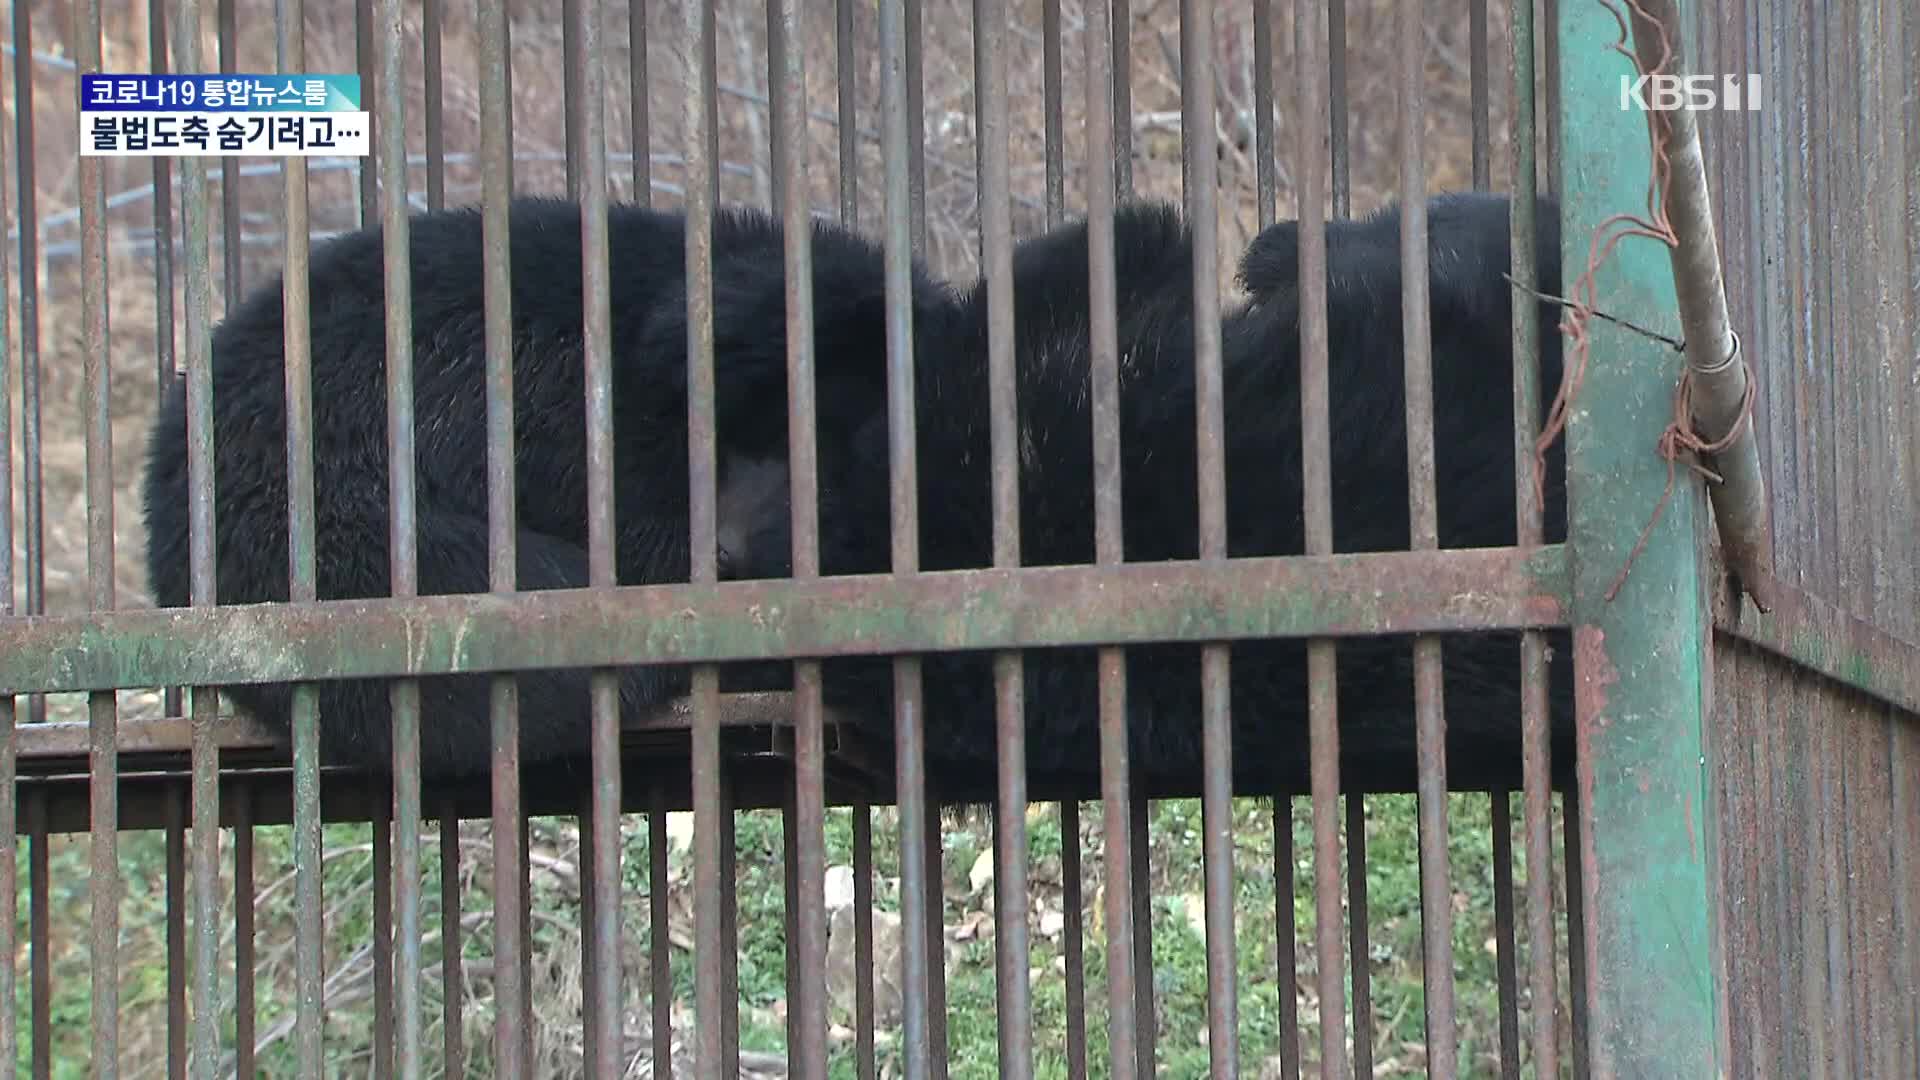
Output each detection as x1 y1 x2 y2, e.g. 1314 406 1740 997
746 191 1575 794
141 198 962 781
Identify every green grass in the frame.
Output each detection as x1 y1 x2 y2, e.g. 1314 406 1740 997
15 790 1570 1077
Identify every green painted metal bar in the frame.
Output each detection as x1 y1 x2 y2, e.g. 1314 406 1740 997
1558 1 1725 1074
0 546 1570 695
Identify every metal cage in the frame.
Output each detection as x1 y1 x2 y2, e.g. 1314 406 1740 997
0 0 1916 1076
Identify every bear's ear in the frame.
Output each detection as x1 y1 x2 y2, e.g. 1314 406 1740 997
1236 220 1301 305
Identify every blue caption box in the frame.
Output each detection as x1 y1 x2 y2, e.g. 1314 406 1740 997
80 74 361 113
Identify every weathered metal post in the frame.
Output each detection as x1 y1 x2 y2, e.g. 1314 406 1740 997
1559 1 1727 1076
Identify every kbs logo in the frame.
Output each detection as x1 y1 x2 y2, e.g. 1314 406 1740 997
1618 73 1762 112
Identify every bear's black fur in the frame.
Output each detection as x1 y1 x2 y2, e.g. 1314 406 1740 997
141 198 961 781
778 191 1574 793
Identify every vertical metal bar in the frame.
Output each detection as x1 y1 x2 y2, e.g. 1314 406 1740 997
372 785 395 1078
853 802 877 1080
1110 0 1132 196
517 814 533 1078
1130 784 1152 1076
783 799 802 1056
925 797 949 1077
1042 0 1065 226
234 788 256 1077
1060 801 1088 1080
424 0 446 211
1346 795 1373 1078
771 0 829 1068
1179 0 1236 1069
473 0 527 1068
835 0 857 226
438 809 463 1075
1506 0 1558 1071
1541 0 1561 196
630 0 650 206
1491 793 1522 1079
1294 0 1347 1075
148 0 178 468
1251 0 1275 227
1326 0 1349 219
904 0 927 255
1469 0 1491 191
719 783 741 1078
13 0 48 713
356 0 378 220
1085 0 1139 1069
577 0 626 1072
1394 3 1456 1072
75 0 120 1067
219 0 242 307
683 0 725 1068
1563 792 1590 1079
648 795 672 1077
371 0 424 1070
878 0 935 1073
0 52 15 1069
974 0 1031 1067
1272 797 1299 1080
1559 0 1723 1071
579 799 600 1061
165 789 187 1080
564 0 583 197
170 0 224 1069
29 790 50 1080
276 0 326 1067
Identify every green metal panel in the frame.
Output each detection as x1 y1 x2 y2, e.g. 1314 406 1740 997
1557 1 1725 1076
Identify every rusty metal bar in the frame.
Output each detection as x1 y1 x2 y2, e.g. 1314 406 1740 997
148 0 178 458
647 795 671 1078
1326 0 1349 219
275 0 328 1067
834 0 857 225
0 43 15 1066
29 790 49 1078
1271 797 1299 1080
1347 796 1374 1078
719 780 741 1078
0 546 1571 696
356 0 377 219
1624 0 1777 613
169 0 225 1067
681 0 725 1068
574 0 626 1072
1083 0 1140 1070
438 807 462 1074
1293 0 1347 1074
1470 0 1490 191
1042 0 1064 226
1491 792 1522 1079
1563 791 1589 1078
1506 0 1559 1070
1713 579 1920 717
165 788 186 1079
1060 800 1088 1080
517 814 533 1078
925 798 949 1077
473 0 527 1071
973 0 1033 1067
1252 0 1275 226
1178 0 1238 1068
215 0 240 308
13 0 47 731
853 802 876 1080
876 0 936 1070
234 788 256 1076
368 0 424 1071
372 793 395 1077
1129 783 1153 1074
74 0 122 1067
1394 2 1458 1071
904 0 927 254
629 0 650 205
1110 0 1131 196
423 0 445 211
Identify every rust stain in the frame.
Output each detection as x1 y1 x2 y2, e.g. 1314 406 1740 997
1574 625 1620 735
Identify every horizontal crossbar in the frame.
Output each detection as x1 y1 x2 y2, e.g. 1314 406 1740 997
0 545 1570 695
